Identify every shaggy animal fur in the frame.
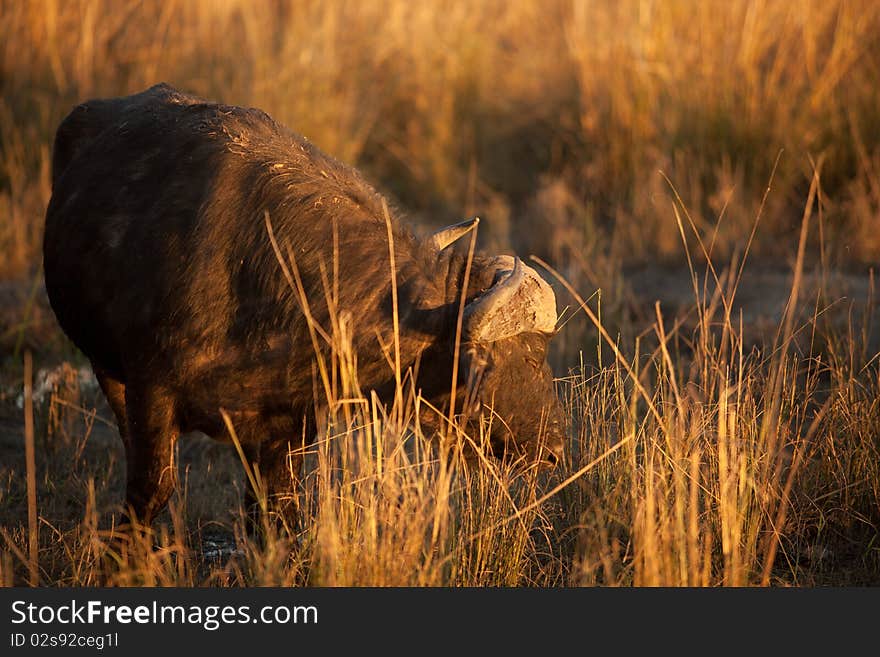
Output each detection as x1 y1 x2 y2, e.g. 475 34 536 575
43 84 565 525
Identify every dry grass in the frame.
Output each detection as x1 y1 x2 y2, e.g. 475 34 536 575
0 0 879 586
2 191 879 586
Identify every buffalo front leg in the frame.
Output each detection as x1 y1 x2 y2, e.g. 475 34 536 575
122 383 180 526
242 436 304 536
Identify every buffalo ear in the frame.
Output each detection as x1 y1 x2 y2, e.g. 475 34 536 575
429 217 480 253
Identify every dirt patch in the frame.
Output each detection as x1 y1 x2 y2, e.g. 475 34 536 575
625 264 879 353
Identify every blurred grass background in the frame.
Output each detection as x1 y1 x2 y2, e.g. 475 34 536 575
2 0 879 280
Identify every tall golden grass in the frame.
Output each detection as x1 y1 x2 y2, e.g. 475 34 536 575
2 184 879 585
0 0 878 586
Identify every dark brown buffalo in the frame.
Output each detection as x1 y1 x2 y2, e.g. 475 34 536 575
43 84 565 526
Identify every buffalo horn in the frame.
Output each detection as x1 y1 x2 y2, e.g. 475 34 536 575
463 256 558 342
429 216 480 252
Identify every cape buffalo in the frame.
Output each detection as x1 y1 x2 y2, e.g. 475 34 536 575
43 83 566 526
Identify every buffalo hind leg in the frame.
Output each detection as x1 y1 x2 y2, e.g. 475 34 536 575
122 383 179 527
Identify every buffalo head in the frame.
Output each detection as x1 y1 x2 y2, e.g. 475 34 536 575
428 221 566 466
